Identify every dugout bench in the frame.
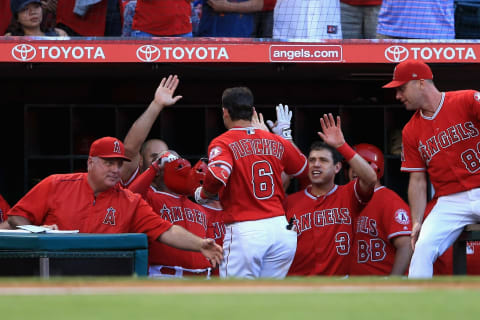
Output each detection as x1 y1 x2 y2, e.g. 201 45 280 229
0 233 148 277
453 224 480 275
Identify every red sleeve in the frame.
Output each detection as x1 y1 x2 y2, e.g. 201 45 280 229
401 119 426 172
354 178 374 205
128 166 156 198
0 1 12 35
262 0 276 11
0 195 10 223
282 139 308 177
204 138 233 195
8 176 54 225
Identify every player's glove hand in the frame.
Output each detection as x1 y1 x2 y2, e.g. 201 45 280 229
151 151 178 172
266 104 292 140
194 186 210 205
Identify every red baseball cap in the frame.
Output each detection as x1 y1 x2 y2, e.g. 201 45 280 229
89 137 131 161
383 60 433 88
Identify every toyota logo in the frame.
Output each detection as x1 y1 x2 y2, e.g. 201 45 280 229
11 44 36 61
384 45 409 62
136 45 161 62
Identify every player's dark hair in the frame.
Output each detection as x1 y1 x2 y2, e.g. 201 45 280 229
310 141 343 164
221 87 254 121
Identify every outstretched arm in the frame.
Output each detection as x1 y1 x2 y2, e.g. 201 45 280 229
318 113 377 197
121 75 182 182
158 225 223 267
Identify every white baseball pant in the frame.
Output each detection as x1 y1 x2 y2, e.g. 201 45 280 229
409 187 480 278
220 215 297 279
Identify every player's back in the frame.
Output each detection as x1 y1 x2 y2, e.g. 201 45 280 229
209 127 306 224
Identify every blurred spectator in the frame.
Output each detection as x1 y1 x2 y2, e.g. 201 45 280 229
196 0 262 37
5 0 68 36
130 0 192 37
1 1 13 35
191 0 202 36
42 0 59 31
56 0 121 36
254 0 275 37
455 0 480 39
273 0 342 40
340 0 381 39
376 0 455 39
121 0 135 36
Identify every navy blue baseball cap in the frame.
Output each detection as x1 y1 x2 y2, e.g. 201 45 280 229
10 0 42 14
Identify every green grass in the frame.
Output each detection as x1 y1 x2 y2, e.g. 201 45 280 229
0 277 479 320
1 291 479 320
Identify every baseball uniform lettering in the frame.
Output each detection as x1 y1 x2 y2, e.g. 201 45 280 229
370 239 387 262
335 232 350 255
172 206 183 223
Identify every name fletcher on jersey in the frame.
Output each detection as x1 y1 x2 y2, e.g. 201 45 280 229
228 138 285 160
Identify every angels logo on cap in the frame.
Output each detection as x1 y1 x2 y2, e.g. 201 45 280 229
89 137 131 162
383 60 433 88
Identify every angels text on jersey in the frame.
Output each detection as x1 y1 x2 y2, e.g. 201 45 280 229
291 207 352 236
159 204 207 231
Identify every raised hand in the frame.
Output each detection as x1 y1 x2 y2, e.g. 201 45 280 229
251 109 269 131
317 113 345 148
153 75 183 108
266 104 292 140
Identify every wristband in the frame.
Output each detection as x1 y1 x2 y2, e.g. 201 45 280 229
336 142 356 161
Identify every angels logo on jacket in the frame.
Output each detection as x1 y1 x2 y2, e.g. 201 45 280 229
209 147 222 160
475 92 480 103
394 209 410 225
103 207 117 225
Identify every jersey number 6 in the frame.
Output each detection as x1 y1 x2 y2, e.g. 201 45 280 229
252 161 274 200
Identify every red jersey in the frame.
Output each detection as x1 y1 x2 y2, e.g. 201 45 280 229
8 173 172 242
263 0 276 10
401 90 480 197
145 188 210 269
121 166 140 188
203 203 225 247
202 202 224 276
1 1 12 35
340 0 382 5
132 0 191 36
0 194 10 223
207 127 307 224
286 181 366 276
350 186 412 275
56 0 108 36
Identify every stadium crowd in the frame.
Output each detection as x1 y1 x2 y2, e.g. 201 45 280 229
1 0 479 39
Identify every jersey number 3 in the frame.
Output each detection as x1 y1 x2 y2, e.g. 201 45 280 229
252 161 274 199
